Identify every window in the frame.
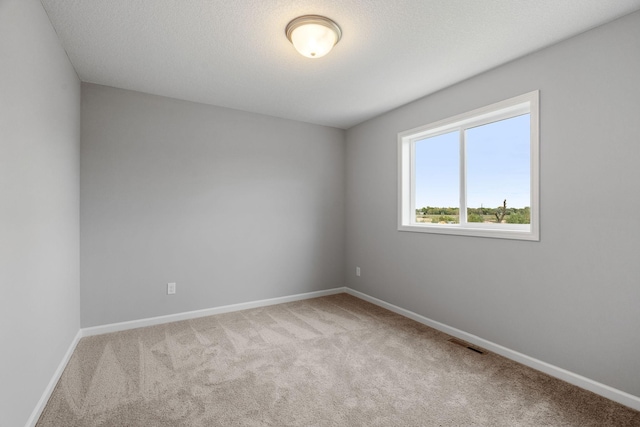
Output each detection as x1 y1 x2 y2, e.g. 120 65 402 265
398 91 539 241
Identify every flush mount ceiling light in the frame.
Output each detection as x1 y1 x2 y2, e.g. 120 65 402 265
285 15 342 59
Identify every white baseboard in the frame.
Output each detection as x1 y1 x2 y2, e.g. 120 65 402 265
28 288 346 425
29 286 640 427
345 288 640 412
25 329 83 427
82 287 348 337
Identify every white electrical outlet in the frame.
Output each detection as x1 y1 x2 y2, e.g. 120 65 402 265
167 282 176 295
356 267 361 277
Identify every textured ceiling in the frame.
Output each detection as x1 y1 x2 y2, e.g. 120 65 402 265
41 0 640 129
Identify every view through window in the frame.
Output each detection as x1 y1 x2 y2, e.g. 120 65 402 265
398 91 539 240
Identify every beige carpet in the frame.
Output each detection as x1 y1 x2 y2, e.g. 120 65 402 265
37 294 640 426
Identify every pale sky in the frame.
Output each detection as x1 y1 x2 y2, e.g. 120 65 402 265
415 114 530 209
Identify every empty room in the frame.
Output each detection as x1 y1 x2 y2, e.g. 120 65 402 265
2 0 640 425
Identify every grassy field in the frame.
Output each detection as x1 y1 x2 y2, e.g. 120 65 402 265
416 215 509 224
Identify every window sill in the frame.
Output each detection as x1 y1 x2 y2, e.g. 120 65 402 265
397 224 539 241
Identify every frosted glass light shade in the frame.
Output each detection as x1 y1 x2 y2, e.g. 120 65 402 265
286 15 342 59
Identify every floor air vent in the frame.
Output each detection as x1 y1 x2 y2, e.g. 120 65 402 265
448 338 485 354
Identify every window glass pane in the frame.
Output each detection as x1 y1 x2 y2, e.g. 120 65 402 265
415 131 459 224
466 114 530 224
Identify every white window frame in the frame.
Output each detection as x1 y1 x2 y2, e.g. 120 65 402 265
398 91 539 241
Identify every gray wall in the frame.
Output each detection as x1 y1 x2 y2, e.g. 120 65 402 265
345 11 640 398
80 84 345 327
0 0 81 425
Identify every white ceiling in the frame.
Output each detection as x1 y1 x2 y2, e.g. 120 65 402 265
41 0 640 129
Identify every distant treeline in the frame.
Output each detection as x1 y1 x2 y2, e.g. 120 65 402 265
416 206 530 216
417 206 531 224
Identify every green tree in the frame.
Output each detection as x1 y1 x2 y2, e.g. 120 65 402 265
435 215 457 224
468 213 484 223
506 212 530 224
